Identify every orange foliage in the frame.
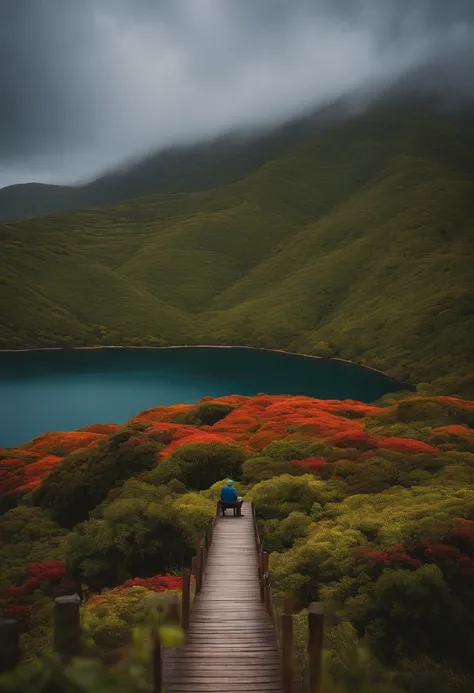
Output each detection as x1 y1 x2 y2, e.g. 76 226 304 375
78 424 121 435
430 425 474 445
376 437 440 455
432 396 474 411
3 393 473 498
291 457 327 472
211 395 373 450
18 430 106 456
328 430 376 449
0 458 26 495
147 422 235 458
2 430 108 496
135 396 248 424
135 404 193 423
16 456 63 493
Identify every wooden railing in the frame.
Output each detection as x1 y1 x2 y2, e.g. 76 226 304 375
251 502 324 693
150 502 220 691
0 502 221 687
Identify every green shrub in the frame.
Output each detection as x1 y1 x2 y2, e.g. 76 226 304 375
0 506 69 586
66 482 214 589
33 440 162 527
249 474 326 519
176 402 236 426
168 442 247 490
261 438 331 461
243 456 295 482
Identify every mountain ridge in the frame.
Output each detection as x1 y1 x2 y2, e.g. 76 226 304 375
2 87 473 224
1 107 473 395
0 100 352 223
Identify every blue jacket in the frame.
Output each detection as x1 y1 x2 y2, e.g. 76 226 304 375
221 485 238 502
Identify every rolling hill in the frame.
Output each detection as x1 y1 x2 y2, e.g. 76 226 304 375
1 106 473 395
0 101 350 223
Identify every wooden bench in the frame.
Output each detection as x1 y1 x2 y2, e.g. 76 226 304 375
219 499 244 516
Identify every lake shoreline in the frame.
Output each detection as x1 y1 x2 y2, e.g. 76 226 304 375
0 343 413 387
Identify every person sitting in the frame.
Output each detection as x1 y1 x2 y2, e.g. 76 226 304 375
220 480 243 516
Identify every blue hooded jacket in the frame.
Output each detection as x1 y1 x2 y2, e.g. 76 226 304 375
221 482 238 502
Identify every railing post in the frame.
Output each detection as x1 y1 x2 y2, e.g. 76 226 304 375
150 627 162 693
261 551 275 627
262 551 269 606
258 551 264 602
196 540 204 594
308 603 324 693
181 568 191 632
207 522 213 549
191 555 197 578
264 575 275 627
166 594 180 624
53 594 82 657
0 619 20 673
262 551 269 577
281 597 293 693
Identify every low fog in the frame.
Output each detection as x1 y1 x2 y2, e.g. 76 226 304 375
1 0 473 188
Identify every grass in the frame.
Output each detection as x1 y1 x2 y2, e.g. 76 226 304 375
1 107 473 395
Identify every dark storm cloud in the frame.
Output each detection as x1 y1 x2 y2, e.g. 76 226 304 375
1 0 473 187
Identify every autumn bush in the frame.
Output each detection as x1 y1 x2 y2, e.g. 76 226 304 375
82 575 181 655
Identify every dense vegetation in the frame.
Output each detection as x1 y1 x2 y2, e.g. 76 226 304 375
2 392 474 692
1 106 473 395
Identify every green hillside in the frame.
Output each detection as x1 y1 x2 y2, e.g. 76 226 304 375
1 108 473 395
0 102 348 223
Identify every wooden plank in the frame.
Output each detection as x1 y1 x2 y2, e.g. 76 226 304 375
164 663 281 671
165 672 281 680
173 645 279 651
166 684 282 690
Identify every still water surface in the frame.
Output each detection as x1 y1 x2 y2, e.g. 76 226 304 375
0 347 406 447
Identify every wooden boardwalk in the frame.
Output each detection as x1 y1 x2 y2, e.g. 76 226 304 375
164 502 282 692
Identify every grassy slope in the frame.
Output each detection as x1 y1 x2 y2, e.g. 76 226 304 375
0 103 349 223
1 109 473 394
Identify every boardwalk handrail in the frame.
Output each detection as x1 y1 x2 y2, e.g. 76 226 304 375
0 503 221 689
157 501 221 689
251 501 325 693
251 502 279 629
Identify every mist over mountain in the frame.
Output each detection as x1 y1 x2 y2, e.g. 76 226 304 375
1 0 474 189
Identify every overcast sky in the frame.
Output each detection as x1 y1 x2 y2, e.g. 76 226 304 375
1 0 473 189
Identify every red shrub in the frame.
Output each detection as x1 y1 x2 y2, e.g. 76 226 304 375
122 574 183 592
15 455 63 493
0 457 27 495
79 424 121 435
353 544 421 577
291 457 327 472
89 573 184 604
328 430 376 449
376 437 439 455
18 431 105 456
0 561 73 621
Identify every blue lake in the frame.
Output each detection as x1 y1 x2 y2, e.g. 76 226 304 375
0 347 407 447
